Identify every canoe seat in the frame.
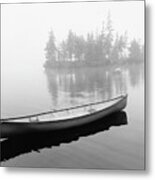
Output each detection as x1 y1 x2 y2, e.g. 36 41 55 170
88 108 96 114
29 117 39 123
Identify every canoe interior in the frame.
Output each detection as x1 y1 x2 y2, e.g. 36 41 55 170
2 96 126 123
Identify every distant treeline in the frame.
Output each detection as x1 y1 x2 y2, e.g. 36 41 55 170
44 14 144 68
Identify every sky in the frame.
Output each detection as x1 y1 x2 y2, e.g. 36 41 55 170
1 1 144 69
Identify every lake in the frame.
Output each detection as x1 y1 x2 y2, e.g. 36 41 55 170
1 63 145 170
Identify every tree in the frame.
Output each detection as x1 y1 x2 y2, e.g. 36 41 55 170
103 12 113 61
110 32 128 62
66 30 76 60
45 29 57 62
100 21 107 61
128 39 143 62
58 40 68 61
44 12 144 67
93 21 107 63
85 33 96 63
94 33 105 62
140 44 144 61
74 35 86 61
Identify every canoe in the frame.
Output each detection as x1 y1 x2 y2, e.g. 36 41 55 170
0 95 127 138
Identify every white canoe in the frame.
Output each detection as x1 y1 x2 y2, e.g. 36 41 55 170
0 95 127 138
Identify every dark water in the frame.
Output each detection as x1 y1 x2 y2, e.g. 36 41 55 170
1 64 144 170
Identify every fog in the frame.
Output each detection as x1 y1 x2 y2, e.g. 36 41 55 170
1 1 144 70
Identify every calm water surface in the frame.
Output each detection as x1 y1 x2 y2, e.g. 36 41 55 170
1 63 144 170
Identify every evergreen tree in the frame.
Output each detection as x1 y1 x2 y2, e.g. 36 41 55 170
85 33 95 63
93 21 107 63
100 21 107 61
44 13 143 67
94 33 104 62
58 40 67 61
140 44 144 61
66 30 76 60
74 35 85 61
104 12 113 61
45 29 57 62
129 39 143 61
110 32 127 62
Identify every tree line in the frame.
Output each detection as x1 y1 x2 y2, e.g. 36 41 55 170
45 14 144 67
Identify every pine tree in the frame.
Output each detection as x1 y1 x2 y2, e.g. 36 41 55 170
110 32 127 62
66 30 76 60
45 29 57 62
104 12 113 61
129 39 143 62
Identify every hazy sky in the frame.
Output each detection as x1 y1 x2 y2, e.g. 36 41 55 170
1 1 144 69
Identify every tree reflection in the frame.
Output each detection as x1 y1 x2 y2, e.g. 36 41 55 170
45 64 143 108
127 64 144 87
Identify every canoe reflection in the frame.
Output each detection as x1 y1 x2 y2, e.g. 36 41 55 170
1 111 127 162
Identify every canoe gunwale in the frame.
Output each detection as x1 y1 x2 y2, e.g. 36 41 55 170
1 95 127 122
1 95 127 125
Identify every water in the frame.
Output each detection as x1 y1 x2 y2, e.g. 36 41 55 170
1 63 144 170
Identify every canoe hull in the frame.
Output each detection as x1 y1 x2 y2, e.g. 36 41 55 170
1 95 127 138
